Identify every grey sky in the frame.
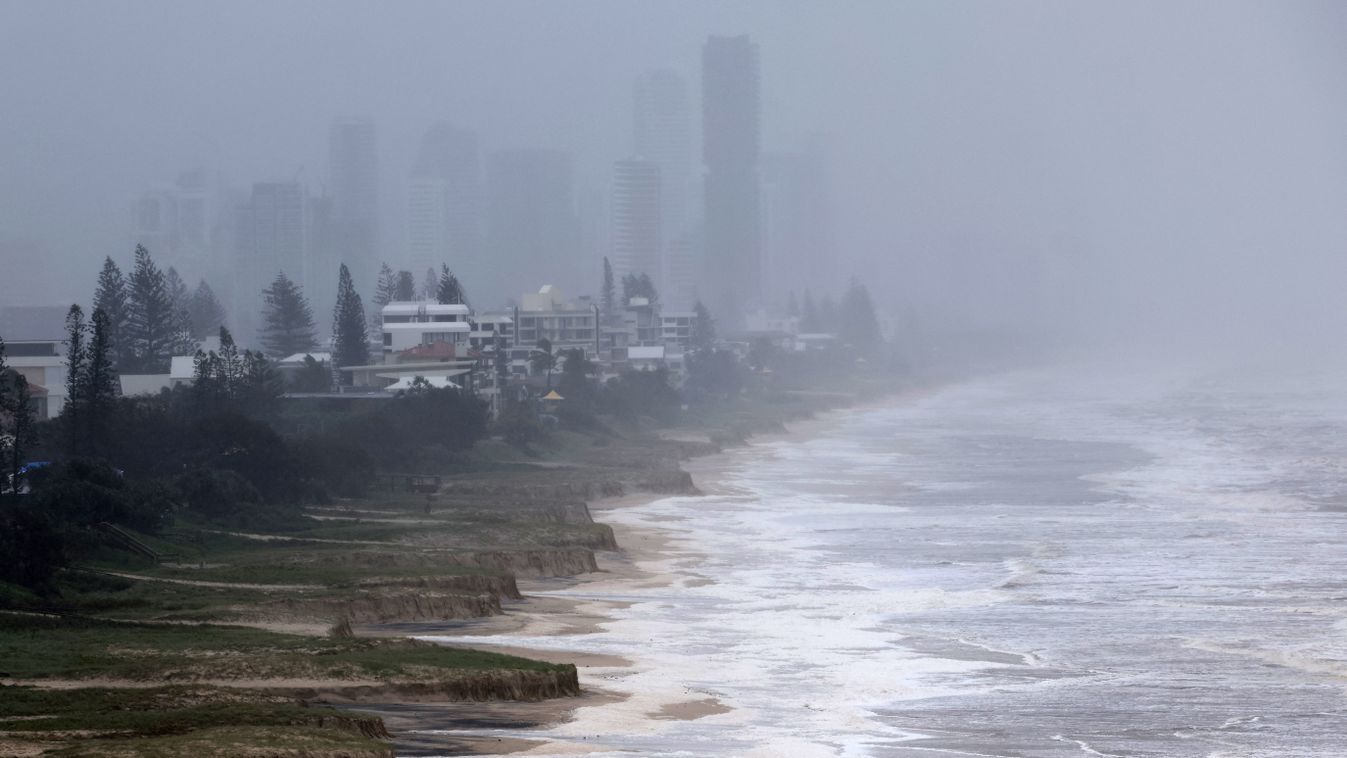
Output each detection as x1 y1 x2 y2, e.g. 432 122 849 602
2 1 1345 354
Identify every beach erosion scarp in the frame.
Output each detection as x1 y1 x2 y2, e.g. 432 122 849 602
398 389 908 755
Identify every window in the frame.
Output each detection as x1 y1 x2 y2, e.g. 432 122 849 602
6 342 58 357
383 333 392 346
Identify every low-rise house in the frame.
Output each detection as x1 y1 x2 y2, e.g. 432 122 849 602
609 344 668 374
794 333 840 352
512 286 600 358
274 351 332 388
660 310 698 350
380 302 470 357
744 310 800 336
119 374 173 396
0 305 68 419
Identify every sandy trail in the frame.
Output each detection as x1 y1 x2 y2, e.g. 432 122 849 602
97 570 321 592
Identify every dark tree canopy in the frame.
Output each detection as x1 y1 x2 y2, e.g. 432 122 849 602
83 308 120 452
290 355 332 394
62 305 86 455
165 266 194 346
0 336 9 421
93 256 130 369
125 245 185 373
422 267 438 301
0 337 40 493
557 348 596 399
61 306 119 457
437 264 467 305
621 272 659 308
193 327 283 416
260 271 318 358
5 373 37 493
529 337 557 390
691 300 716 352
188 280 227 340
332 264 370 380
394 270 417 301
373 263 397 316
601 257 615 323
839 279 882 350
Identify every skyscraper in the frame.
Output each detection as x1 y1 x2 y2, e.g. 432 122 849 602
130 168 229 286
406 176 449 278
702 35 761 325
610 159 662 290
485 149 580 302
327 117 379 290
407 123 481 279
233 181 311 340
633 69 696 308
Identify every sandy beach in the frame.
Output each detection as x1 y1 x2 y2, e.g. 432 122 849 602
385 401 875 756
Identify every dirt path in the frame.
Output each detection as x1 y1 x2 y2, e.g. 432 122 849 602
199 529 400 547
98 570 321 592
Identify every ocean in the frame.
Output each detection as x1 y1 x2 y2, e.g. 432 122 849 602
425 366 1347 757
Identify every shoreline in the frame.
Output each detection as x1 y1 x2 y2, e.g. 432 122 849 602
407 386 935 756
0 381 943 757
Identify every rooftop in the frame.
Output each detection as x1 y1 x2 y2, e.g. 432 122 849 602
383 321 469 332
382 301 470 317
627 345 666 360
0 305 67 343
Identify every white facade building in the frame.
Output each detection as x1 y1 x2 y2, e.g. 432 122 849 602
0 306 68 419
406 177 450 276
611 159 662 286
380 302 471 358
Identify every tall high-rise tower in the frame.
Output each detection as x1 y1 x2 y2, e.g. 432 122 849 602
327 117 379 291
702 35 760 325
485 149 579 302
407 123 481 281
610 159 662 290
633 69 695 308
233 181 311 341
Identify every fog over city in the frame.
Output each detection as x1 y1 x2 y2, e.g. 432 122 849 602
12 5 1347 756
3 1 1347 357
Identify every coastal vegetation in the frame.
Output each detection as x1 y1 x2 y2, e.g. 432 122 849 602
0 244 899 755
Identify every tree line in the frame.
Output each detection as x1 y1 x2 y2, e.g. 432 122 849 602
785 279 882 349
82 244 480 389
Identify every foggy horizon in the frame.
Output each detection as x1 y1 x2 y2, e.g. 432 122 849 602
10 5 1347 756
4 1 1347 359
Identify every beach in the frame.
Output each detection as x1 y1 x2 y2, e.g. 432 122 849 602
406 366 1347 756
391 401 880 756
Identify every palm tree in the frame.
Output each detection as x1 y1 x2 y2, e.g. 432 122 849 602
529 337 556 390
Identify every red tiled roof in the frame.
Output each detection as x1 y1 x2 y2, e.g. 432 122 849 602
397 342 457 361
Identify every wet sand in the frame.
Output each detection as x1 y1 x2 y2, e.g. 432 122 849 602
382 392 927 755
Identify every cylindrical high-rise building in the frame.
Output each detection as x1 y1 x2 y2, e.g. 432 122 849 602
634 68 696 308
702 35 760 326
408 123 481 281
611 159 662 290
327 117 379 292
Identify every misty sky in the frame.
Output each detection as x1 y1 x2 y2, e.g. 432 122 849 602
3 1 1347 355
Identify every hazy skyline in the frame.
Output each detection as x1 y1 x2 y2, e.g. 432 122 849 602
4 1 1347 356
